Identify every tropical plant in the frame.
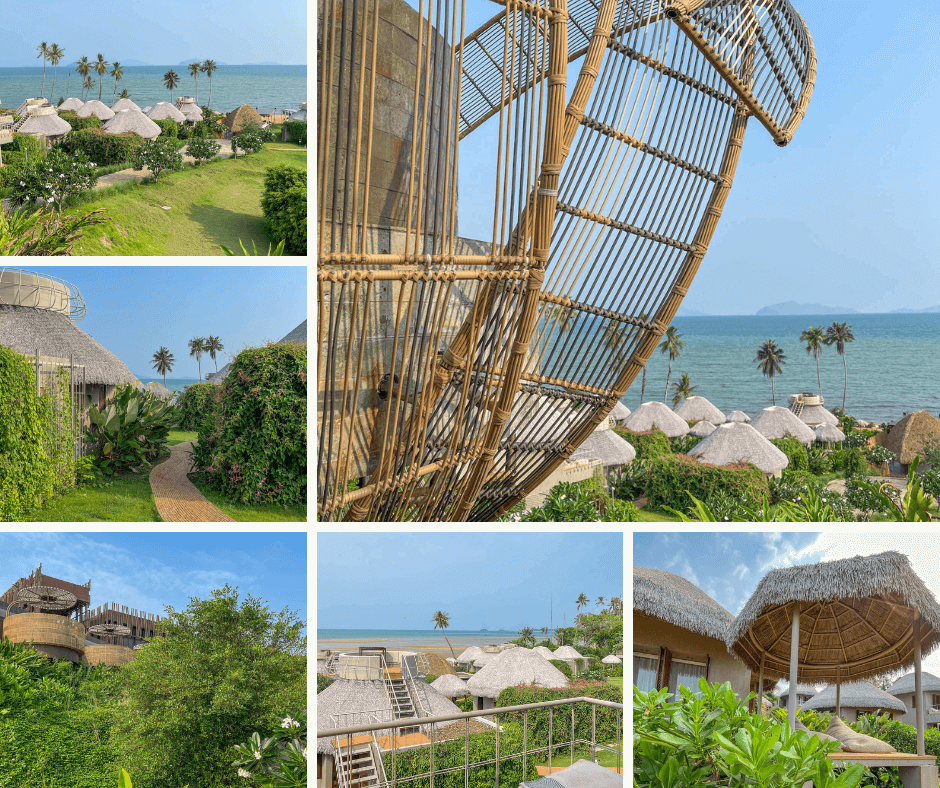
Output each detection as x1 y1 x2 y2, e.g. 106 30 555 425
519 626 535 646
549 305 575 334
0 206 106 256
203 335 225 374
151 346 175 387
188 336 207 381
203 59 218 109
432 610 457 660
670 372 697 406
36 42 49 96
610 457 649 501
75 55 91 99
188 61 202 103
221 238 286 256
575 592 589 646
800 325 826 397
47 43 65 101
755 339 786 405
131 136 183 181
8 147 99 213
119 87 130 99
232 713 307 787
186 134 220 165
232 122 265 156
110 61 124 104
807 446 833 475
261 165 306 255
93 53 109 101
825 321 856 410
162 68 180 102
854 457 933 521
82 75 95 101
658 326 684 403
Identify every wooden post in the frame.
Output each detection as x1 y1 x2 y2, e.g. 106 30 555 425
757 653 765 715
836 666 841 719
915 614 925 756
788 605 800 730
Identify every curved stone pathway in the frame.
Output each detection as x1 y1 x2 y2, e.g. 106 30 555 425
149 440 234 522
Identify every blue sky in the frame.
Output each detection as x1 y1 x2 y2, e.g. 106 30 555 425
1 0 306 66
0 532 307 633
317 532 623 631
22 266 306 379
634 532 940 682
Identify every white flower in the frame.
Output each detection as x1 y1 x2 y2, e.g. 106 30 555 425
254 750 262 760
19 181 24 186
281 716 296 728
302 748 307 759
237 768 251 778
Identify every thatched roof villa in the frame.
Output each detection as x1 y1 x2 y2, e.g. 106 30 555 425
176 97 203 119
727 410 750 423
76 100 115 121
777 682 818 709
814 422 845 443
750 405 817 446
430 673 470 697
802 681 907 721
687 421 789 477
620 400 690 437
207 319 307 383
455 645 487 672
13 104 72 141
147 102 186 123
465 647 567 711
104 109 161 139
532 645 554 659
888 671 940 729
569 416 636 479
610 401 630 424
884 411 940 470
59 97 85 112
552 644 588 675
110 97 140 112
224 104 263 134
689 420 717 438
674 395 727 424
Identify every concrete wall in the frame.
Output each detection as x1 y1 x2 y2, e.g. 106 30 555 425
893 690 940 727
633 612 750 701
525 458 603 509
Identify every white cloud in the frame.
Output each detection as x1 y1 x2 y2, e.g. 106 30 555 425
676 559 699 587
732 563 749 581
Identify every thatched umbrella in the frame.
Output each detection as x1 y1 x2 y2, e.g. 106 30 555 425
601 655 622 664
727 410 750 423
799 404 840 427
674 396 727 424
620 401 690 437
224 104 263 133
76 100 115 120
553 644 587 674
688 420 717 438
634 566 734 642
147 102 186 123
802 682 907 718
110 97 140 112
687 422 789 476
570 424 636 470
15 105 72 139
466 647 568 704
103 108 161 139
431 674 470 697
59 97 85 112
532 645 554 659
885 411 940 466
610 401 630 423
726 550 940 755
815 423 845 443
777 682 818 708
750 406 817 446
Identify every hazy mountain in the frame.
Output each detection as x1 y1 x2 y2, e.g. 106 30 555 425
755 301 859 316
889 305 940 314
176 60 232 67
675 306 710 317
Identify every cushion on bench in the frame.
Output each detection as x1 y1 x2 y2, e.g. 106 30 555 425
795 719 842 749
826 716 896 753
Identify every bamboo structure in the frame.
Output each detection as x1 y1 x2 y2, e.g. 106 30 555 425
85 644 135 666
3 613 86 661
317 0 816 521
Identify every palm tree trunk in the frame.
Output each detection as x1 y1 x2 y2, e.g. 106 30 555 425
443 633 456 661
640 368 646 404
771 374 776 406
163 370 167 387
816 356 822 398
51 67 58 102
99 81 103 101
66 72 71 97
842 353 848 410
41 63 47 97
664 361 672 403
208 78 212 111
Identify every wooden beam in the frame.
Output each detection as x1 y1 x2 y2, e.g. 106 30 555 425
788 605 800 730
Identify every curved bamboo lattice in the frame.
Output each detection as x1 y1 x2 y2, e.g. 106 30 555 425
317 0 816 521
14 585 78 613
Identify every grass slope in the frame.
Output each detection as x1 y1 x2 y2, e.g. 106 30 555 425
65 143 306 256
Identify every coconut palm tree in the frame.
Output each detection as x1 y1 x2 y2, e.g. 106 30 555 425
800 325 826 399
431 610 456 660
188 337 207 381
755 339 786 406
119 88 130 99
575 592 589 646
825 322 856 411
65 70 71 100
151 347 175 387
601 320 628 367
163 69 180 103
93 54 110 102
608 596 623 618
205 336 225 373
75 56 90 99
110 62 124 105
595 596 605 612
658 326 685 403
37 42 49 97
47 44 65 102
202 60 218 110
540 626 549 639
82 76 95 101
670 373 698 406
519 627 534 647
548 305 574 335
188 61 202 104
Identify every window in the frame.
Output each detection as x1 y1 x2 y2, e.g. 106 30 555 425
633 654 658 693
668 659 708 699
933 694 940 709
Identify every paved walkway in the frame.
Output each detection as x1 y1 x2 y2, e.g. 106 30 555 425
149 440 234 522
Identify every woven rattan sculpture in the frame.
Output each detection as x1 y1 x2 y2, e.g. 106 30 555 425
318 0 816 521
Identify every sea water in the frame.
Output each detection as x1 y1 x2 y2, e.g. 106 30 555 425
317 629 550 652
136 377 202 397
0 65 306 115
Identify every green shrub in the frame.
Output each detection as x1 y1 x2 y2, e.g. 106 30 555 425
131 136 183 181
808 447 833 475
610 458 648 500
549 659 573 679
317 675 334 694
260 164 306 255
282 120 307 145
771 436 809 472
58 111 103 131
232 122 265 155
423 674 439 684
7 133 47 160
0 205 107 255
177 123 193 140
844 474 892 516
670 434 702 454
8 147 98 212
644 454 769 513
176 382 218 431
877 719 940 758
614 426 672 460
186 135 221 165
153 118 178 138
608 663 623 677
192 342 306 507
58 128 144 165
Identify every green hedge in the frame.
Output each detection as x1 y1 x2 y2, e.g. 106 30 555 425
644 454 769 512
282 120 307 145
770 436 808 472
58 111 103 131
549 659 573 679
57 128 144 165
613 426 672 460
317 675 334 694
153 118 178 138
261 165 306 255
7 133 47 159
877 720 940 758
177 382 219 432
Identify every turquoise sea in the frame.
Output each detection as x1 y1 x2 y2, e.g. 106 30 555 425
0 65 306 115
317 628 547 652
136 377 201 396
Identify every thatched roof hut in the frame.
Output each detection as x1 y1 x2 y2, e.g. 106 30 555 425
727 410 750 423
111 97 140 112
176 97 203 119
674 396 727 424
814 423 845 443
802 682 907 716
750 406 817 446
634 566 734 642
76 100 115 120
224 104 263 133
620 401 690 437
687 422 789 476
15 105 72 139
59 97 85 111
553 645 584 661
532 645 554 659
466 647 568 700
799 404 840 427
888 671 940 696
610 401 630 423
689 420 717 438
143 381 173 399
455 646 487 671
570 423 636 469
430 674 470 697
601 655 621 664
147 102 186 122
103 109 161 139
421 652 457 676
884 411 940 465
777 683 818 706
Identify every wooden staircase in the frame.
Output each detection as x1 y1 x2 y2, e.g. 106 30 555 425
333 736 386 788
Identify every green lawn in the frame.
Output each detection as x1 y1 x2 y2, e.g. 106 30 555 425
167 429 198 446
22 470 162 522
635 508 681 522
541 741 626 770
188 472 306 522
64 143 307 256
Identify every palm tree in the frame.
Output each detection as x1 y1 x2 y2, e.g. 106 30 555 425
110 62 124 105
37 42 49 97
188 61 202 104
601 320 628 366
548 305 574 335
65 70 71 99
595 596 605 612
540 626 549 639
151 347 175 387
188 337 207 381
202 60 218 110
75 56 90 99
47 44 65 102
575 592 588 646
670 373 698 406
119 88 130 99
93 54 110 102
800 325 826 398
825 322 856 410
431 610 456 660
658 326 685 403
755 339 786 405
608 596 623 618
82 76 95 101
163 69 180 102
519 627 534 647
205 336 225 373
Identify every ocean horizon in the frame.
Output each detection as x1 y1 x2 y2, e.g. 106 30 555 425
317 628 555 652
136 377 201 395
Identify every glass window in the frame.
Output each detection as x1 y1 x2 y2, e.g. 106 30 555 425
633 654 659 693
668 660 707 699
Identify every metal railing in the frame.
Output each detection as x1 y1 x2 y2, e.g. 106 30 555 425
0 267 87 320
319 696 624 787
331 711 388 788
405 675 434 735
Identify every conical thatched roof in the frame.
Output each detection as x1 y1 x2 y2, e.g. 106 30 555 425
553 645 584 660
110 97 141 112
147 102 186 122
800 405 840 426
610 401 630 422
287 107 307 122
815 423 845 443
466 647 568 698
778 683 818 702
621 401 690 437
183 110 203 122
0 304 137 386
570 427 636 467
17 108 72 138
143 381 173 399
884 411 940 465
689 420 717 438
76 100 115 120
456 646 487 664
421 652 457 676
727 551 940 683
634 566 734 642
470 650 502 668
104 108 161 139
601 655 621 664
727 410 751 423
751 406 817 446
687 422 789 474
59 97 85 111
224 104 263 132
802 682 907 714
887 671 940 696
431 674 470 697
532 645 554 659
674 396 727 424
278 319 307 344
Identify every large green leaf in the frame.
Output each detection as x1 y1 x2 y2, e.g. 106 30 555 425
118 767 134 788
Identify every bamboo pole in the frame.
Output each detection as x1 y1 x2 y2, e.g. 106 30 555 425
788 605 799 731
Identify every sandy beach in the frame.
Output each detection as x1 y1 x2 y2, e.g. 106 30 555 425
317 637 516 658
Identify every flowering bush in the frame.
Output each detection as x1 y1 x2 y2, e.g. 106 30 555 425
232 122 266 156
187 135 221 165
8 148 99 212
131 136 183 181
232 713 306 787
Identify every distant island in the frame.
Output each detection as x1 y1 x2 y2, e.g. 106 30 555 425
755 301 859 316
888 305 940 314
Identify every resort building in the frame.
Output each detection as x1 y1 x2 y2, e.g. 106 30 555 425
884 411 940 473
801 682 907 722
777 683 818 709
750 406 817 446
465 647 567 711
888 671 940 729
674 395 727 425
686 422 789 478
787 393 839 427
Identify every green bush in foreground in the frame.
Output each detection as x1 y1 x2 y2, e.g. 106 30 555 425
0 206 106 255
261 164 306 255
58 128 144 166
8 147 99 212
644 454 769 514
58 111 104 131
549 659 573 679
282 120 307 145
176 381 218 431
614 426 672 460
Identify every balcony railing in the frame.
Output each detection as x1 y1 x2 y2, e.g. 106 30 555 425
318 696 624 787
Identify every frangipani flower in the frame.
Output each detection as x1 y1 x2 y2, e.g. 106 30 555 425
237 768 251 777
